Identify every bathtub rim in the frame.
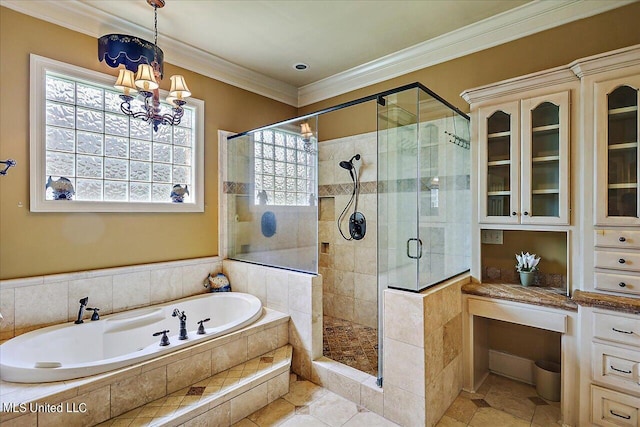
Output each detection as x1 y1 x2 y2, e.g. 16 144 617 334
0 292 265 383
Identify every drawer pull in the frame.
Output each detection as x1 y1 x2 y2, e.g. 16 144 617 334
619 282 627 287
619 236 626 242
610 410 631 420
618 258 626 264
610 365 632 374
612 327 634 334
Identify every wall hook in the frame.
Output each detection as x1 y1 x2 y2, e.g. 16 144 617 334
0 159 16 176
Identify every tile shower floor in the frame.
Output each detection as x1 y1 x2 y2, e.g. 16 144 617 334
238 373 561 427
322 316 378 377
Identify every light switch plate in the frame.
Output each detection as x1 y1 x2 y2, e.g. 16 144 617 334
481 229 503 245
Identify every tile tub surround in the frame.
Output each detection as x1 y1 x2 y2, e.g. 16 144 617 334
95 346 293 427
0 256 222 341
222 260 323 381
0 309 289 426
383 274 469 427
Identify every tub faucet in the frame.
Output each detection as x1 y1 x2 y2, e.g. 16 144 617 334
172 309 188 340
74 297 89 324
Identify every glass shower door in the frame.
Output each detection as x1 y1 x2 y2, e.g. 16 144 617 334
377 89 420 294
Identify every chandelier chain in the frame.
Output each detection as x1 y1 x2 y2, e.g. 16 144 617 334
153 5 159 64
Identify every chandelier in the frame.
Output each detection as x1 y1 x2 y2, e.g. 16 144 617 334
98 0 190 131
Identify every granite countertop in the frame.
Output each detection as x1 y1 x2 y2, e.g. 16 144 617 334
463 282 640 315
462 282 578 311
572 290 640 315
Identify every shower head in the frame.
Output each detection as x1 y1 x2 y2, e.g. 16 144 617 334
339 160 353 170
339 154 361 170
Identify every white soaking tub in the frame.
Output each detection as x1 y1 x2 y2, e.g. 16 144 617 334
0 292 263 383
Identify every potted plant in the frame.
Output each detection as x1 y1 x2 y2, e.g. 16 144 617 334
516 252 540 287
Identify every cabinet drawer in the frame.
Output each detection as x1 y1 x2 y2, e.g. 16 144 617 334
593 342 640 394
595 251 640 272
596 230 640 249
594 312 640 348
592 385 639 427
596 272 640 295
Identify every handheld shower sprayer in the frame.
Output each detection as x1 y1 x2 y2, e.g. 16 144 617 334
337 153 366 241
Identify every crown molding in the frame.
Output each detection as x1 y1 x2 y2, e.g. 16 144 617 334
297 0 636 107
570 44 640 78
2 0 634 108
0 0 299 106
460 66 577 105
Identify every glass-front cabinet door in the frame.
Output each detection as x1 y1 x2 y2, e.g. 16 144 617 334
595 76 640 225
478 101 520 224
521 91 570 225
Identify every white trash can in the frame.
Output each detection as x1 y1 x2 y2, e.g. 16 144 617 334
534 360 561 402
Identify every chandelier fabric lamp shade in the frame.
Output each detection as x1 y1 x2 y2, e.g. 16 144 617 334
134 63 159 91
169 75 191 100
114 69 138 96
97 0 189 131
98 34 165 79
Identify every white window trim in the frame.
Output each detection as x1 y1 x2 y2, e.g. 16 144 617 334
29 54 205 213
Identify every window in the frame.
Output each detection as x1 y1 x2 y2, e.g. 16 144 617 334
30 54 204 212
253 129 316 206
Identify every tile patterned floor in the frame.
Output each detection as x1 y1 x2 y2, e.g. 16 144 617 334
95 346 292 427
235 374 398 427
438 373 562 427
239 373 561 427
322 316 378 376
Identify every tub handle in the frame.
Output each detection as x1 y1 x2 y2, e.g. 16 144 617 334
153 330 170 346
197 318 211 335
87 307 100 321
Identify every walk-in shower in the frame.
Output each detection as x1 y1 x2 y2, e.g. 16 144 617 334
225 83 470 385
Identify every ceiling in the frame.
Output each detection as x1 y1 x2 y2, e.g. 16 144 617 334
82 0 530 87
1 0 635 105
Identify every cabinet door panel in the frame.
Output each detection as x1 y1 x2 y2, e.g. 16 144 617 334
595 75 640 226
478 101 520 224
521 91 570 225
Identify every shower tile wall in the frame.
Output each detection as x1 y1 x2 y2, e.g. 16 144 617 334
318 132 377 328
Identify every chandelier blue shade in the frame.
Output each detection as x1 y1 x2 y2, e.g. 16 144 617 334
98 34 164 79
96 0 191 132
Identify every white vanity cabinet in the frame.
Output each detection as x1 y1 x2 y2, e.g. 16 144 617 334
573 44 640 427
586 308 640 427
477 91 570 225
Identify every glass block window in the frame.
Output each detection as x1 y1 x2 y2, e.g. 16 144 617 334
44 72 195 203
31 54 204 213
253 130 316 206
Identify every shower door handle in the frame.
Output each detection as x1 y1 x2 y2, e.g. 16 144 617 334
407 238 423 259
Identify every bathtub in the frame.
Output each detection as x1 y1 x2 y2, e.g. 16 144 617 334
0 292 263 383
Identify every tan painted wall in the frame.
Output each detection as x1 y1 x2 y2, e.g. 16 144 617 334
0 7 297 279
3 3 640 280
